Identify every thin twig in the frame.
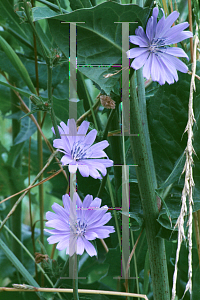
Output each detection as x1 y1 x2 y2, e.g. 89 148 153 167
187 70 200 81
1 73 68 183
125 228 144 296
0 287 149 299
76 99 100 127
0 151 59 233
0 170 62 205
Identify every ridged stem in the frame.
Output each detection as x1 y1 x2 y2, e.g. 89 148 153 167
129 73 170 300
10 85 22 262
136 69 157 189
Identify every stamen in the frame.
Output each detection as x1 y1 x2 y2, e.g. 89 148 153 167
71 141 89 161
148 37 167 53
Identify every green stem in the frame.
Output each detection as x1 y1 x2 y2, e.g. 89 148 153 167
107 176 122 252
130 230 139 300
10 83 22 262
136 69 157 189
77 70 99 130
102 109 115 140
73 253 79 300
55 0 63 13
77 70 103 131
37 111 44 246
47 64 60 138
129 74 170 300
23 0 50 64
107 110 123 207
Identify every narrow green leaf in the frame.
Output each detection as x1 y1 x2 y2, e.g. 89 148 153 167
0 80 32 98
155 190 172 227
0 36 36 94
0 238 42 299
157 153 185 190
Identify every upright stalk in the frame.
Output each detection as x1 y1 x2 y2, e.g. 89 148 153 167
108 110 123 207
10 86 22 262
72 253 79 300
38 110 44 247
47 64 60 138
136 69 157 189
129 73 170 300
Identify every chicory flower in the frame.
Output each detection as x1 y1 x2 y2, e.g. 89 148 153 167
52 119 113 179
127 7 193 85
45 193 115 256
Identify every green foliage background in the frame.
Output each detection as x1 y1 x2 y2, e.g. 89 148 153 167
0 0 199 300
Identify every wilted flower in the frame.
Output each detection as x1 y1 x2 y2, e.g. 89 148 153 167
52 119 113 179
45 193 115 256
127 7 193 85
100 95 116 109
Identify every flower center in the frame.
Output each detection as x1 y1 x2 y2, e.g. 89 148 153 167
71 140 89 161
70 218 87 237
148 38 167 53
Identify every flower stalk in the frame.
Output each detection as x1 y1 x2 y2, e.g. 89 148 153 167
72 253 79 300
129 73 170 300
136 68 157 189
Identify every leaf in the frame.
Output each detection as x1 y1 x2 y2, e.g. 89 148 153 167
0 250 15 278
79 262 109 285
0 238 42 299
0 51 69 91
78 66 121 95
0 0 53 58
0 156 10 195
0 83 11 115
193 267 200 300
155 190 172 225
69 0 92 10
7 142 25 167
32 6 60 21
52 96 85 123
0 36 36 94
99 246 121 291
0 0 33 51
146 62 200 230
157 152 185 190
48 2 150 64
118 182 143 231
6 110 37 145
0 78 32 98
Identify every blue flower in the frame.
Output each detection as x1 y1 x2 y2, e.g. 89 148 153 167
45 193 115 256
52 119 113 179
127 7 193 85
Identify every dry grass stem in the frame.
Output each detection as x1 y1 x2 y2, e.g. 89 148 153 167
171 29 198 300
0 287 149 299
0 150 59 232
0 169 62 205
